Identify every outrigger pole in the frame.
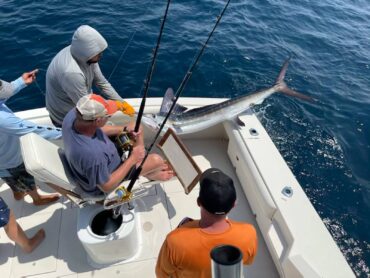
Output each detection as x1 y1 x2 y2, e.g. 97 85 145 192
134 0 172 132
127 0 232 192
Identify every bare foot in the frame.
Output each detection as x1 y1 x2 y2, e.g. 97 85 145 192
24 229 45 253
145 160 177 181
13 191 27 201
162 160 174 172
146 169 175 181
33 194 60 206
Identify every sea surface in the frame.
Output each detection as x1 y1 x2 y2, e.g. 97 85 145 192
1 0 369 276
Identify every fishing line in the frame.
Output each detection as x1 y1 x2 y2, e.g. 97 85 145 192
13 39 48 97
107 31 136 82
34 78 45 96
107 0 154 82
115 0 171 158
134 0 171 132
126 0 232 192
30 68 48 96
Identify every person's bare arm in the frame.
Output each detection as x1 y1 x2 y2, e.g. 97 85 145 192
101 124 125 137
99 145 145 192
101 124 142 140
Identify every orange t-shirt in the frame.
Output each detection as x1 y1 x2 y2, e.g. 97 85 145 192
155 219 258 278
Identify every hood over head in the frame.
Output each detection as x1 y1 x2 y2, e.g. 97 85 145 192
70 25 108 63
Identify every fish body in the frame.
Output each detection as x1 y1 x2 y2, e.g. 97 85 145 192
142 58 312 135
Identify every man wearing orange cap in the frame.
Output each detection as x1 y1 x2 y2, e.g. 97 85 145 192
62 94 174 194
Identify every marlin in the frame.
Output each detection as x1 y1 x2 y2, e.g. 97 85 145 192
142 58 313 135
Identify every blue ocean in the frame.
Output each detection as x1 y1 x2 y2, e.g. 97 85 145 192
1 0 369 276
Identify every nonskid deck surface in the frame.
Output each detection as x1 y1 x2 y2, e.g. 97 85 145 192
0 139 278 278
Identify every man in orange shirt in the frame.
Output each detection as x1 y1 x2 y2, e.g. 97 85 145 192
156 168 258 278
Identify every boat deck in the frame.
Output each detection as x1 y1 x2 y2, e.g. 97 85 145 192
0 138 278 278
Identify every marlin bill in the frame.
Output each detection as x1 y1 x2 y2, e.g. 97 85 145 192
142 58 313 135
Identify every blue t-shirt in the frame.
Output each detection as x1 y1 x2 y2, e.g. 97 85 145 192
62 109 121 193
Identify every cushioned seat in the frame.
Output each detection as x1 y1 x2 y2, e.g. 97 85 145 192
20 133 104 206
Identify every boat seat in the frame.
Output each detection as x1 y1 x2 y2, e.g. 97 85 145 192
19 133 105 206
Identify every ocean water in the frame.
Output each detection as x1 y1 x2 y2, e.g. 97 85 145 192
1 0 369 276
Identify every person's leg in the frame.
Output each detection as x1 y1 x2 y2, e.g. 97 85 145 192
5 164 60 205
4 210 45 253
2 175 28 200
13 191 27 200
26 188 60 206
124 123 174 180
141 154 175 181
0 196 45 253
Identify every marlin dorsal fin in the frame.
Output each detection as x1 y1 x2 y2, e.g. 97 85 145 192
159 88 188 116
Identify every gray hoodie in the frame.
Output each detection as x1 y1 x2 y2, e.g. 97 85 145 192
46 25 123 125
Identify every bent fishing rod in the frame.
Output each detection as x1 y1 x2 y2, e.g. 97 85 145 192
134 0 172 132
126 0 232 192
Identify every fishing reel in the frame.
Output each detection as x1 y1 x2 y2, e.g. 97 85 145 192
103 179 151 210
115 127 135 157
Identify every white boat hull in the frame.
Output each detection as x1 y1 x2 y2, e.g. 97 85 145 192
0 97 354 277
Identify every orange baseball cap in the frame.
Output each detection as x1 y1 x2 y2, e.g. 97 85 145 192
76 94 117 120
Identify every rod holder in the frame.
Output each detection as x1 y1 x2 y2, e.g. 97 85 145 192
211 245 243 278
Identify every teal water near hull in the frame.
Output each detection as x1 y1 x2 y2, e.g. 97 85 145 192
1 0 369 276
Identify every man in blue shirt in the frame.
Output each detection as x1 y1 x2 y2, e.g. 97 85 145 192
0 69 62 252
0 70 61 204
0 70 62 204
62 94 174 194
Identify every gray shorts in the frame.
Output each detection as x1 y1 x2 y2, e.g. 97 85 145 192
2 164 36 193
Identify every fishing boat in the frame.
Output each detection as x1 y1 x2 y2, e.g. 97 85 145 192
0 97 355 277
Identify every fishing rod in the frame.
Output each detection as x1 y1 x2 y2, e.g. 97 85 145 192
126 0 232 192
116 0 171 153
134 0 171 132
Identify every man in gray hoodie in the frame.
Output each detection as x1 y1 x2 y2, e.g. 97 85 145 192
46 25 135 127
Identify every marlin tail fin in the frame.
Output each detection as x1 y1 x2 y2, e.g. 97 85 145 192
275 57 314 102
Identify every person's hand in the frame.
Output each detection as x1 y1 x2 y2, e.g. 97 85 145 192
22 69 39 85
124 126 141 141
130 145 145 165
115 101 135 117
